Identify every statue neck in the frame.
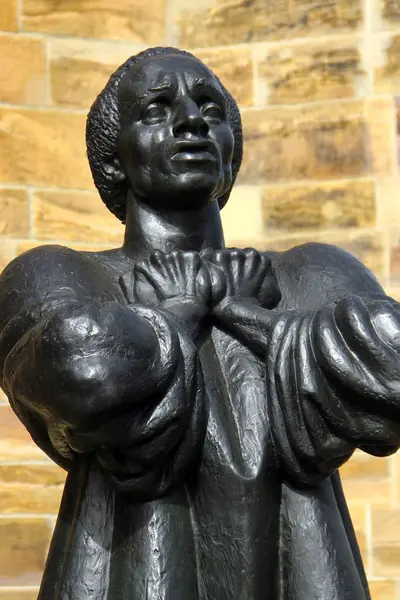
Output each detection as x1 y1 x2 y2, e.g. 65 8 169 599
122 194 225 261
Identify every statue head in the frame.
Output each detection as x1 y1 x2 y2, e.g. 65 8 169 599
86 47 243 223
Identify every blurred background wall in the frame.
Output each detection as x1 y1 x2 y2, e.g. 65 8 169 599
1 0 400 598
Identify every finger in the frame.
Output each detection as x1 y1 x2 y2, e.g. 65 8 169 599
244 248 261 279
197 259 212 302
212 249 228 269
150 252 170 279
334 296 392 367
132 272 152 305
166 249 183 283
208 263 227 306
185 251 201 296
184 250 201 268
229 248 243 268
259 253 273 276
229 249 244 294
258 275 281 309
134 264 164 298
251 253 273 292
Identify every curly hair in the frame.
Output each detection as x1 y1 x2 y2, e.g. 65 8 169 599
86 46 243 223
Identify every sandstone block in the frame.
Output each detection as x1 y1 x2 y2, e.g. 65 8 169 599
347 504 367 565
0 404 48 462
374 33 400 94
0 464 65 515
372 507 400 577
340 451 390 480
0 0 18 31
385 287 400 301
176 0 362 48
261 179 376 232
389 234 400 284
255 37 366 106
222 186 263 242
22 0 165 43
0 108 92 189
0 482 63 515
33 190 123 244
0 242 15 273
0 518 50 585
365 97 397 177
380 0 400 28
342 477 392 505
341 451 392 506
0 464 65 486
194 47 254 107
377 177 400 229
240 101 366 184
0 590 40 600
50 38 146 108
392 452 400 505
240 99 396 185
0 188 30 237
0 35 46 105
368 580 397 600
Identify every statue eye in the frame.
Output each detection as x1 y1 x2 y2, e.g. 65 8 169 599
142 102 170 123
200 101 223 122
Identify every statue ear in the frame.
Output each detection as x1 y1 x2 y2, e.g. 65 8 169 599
104 156 126 183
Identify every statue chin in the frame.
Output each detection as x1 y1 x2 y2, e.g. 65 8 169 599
135 181 222 211
171 171 230 211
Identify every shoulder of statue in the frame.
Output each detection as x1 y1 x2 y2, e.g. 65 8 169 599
1 244 101 287
267 242 385 310
13 243 89 265
0 244 123 316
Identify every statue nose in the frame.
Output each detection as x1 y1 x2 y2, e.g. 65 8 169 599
172 98 209 137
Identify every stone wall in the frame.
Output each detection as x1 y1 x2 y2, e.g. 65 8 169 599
1 0 400 598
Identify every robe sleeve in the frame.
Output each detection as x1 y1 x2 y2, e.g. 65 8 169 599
0 246 206 501
266 294 400 487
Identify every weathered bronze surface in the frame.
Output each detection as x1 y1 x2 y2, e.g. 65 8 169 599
1 47 399 599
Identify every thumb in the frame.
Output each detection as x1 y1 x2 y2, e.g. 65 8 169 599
133 265 160 305
208 263 227 308
258 274 282 310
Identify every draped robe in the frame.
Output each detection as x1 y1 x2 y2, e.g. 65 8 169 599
1 241 400 600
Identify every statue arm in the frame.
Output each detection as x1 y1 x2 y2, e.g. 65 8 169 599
213 244 400 486
0 246 206 499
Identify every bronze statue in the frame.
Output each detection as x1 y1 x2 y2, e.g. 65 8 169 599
0 46 399 600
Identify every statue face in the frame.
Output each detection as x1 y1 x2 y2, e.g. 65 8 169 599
116 54 234 210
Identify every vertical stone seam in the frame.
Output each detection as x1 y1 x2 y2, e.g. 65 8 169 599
363 0 375 92
165 0 174 47
16 0 22 31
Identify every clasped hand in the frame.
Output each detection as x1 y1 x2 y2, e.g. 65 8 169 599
131 248 280 336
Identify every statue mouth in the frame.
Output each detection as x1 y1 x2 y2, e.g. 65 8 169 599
171 140 217 163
